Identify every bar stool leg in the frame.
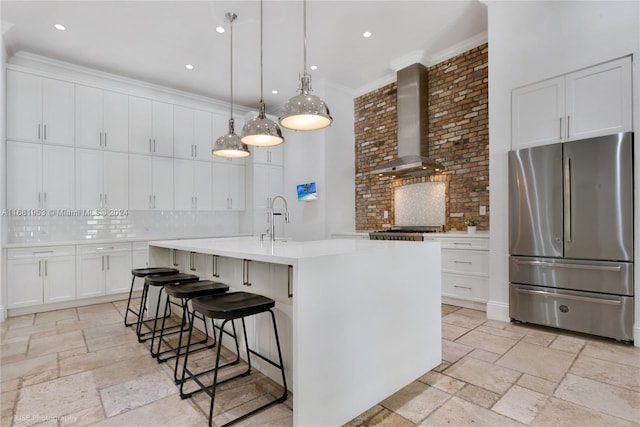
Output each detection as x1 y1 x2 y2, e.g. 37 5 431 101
124 275 138 327
135 282 150 342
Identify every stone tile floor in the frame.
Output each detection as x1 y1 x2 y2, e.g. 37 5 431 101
1 300 639 426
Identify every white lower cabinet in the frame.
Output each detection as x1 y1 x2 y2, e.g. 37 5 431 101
76 243 132 298
132 242 149 291
171 249 212 277
437 235 489 309
7 246 76 309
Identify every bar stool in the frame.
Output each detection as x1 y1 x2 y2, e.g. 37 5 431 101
154 280 232 382
180 292 288 427
137 273 200 344
124 267 179 327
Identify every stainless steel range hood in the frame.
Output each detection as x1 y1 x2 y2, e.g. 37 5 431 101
371 63 443 177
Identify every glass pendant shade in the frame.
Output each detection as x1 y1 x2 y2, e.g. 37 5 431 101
213 118 250 158
213 12 250 158
242 103 284 146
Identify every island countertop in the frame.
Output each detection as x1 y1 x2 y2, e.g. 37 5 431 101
148 236 431 266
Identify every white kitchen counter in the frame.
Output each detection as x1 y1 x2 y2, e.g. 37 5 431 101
148 237 442 426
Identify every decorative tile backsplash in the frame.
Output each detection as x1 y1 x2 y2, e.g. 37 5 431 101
394 182 445 226
4 211 242 244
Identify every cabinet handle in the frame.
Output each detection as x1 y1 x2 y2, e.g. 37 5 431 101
453 285 473 290
99 131 103 147
453 260 473 264
102 255 105 271
243 259 251 286
194 196 197 209
38 124 41 140
288 265 293 298
172 249 178 267
43 124 47 140
44 260 48 276
453 242 472 246
567 115 570 138
43 192 47 203
189 252 196 271
153 139 156 153
38 260 42 277
194 145 197 158
149 195 153 209
106 255 110 270
104 132 107 147
212 255 219 277
149 139 152 153
559 117 563 140
100 193 103 206
32 250 53 255
38 192 42 208
104 194 108 207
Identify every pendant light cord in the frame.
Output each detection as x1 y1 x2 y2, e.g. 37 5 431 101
260 0 264 103
303 0 307 74
229 13 235 121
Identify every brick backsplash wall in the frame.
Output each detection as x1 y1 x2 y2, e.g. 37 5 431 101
355 43 489 231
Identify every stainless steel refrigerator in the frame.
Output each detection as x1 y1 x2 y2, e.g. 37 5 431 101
509 132 634 341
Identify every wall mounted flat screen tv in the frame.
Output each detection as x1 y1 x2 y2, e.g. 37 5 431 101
297 182 317 201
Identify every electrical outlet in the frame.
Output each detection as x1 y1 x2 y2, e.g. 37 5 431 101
383 210 388 219
479 205 486 216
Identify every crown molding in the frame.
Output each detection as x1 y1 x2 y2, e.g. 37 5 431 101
427 31 488 66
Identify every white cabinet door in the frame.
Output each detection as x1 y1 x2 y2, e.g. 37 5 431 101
174 158 194 210
76 148 103 210
511 76 565 149
152 100 174 157
173 105 195 160
102 90 129 152
128 96 154 154
253 164 283 211
105 251 132 294
7 70 42 143
42 145 75 209
6 141 42 208
103 151 129 210
7 258 42 308
43 256 76 303
129 154 154 209
565 57 632 141
41 77 75 146
251 144 284 165
194 109 212 161
212 112 228 141
76 254 107 298
75 85 104 149
194 160 212 211
153 156 174 210
212 163 230 210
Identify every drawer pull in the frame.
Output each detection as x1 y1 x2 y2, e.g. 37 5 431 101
453 260 473 264
453 285 473 290
288 265 293 298
243 259 251 286
515 288 622 305
515 260 621 272
453 242 472 246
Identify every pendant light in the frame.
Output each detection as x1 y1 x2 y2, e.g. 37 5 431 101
213 12 250 158
279 0 332 131
241 0 284 146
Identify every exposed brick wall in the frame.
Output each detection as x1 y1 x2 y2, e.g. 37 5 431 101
355 44 489 231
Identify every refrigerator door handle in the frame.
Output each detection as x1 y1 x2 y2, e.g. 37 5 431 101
514 259 622 272
514 287 622 306
564 156 572 243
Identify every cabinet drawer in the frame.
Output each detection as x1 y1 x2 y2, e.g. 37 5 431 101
77 243 131 255
8 245 75 259
439 237 488 250
442 273 488 301
442 250 489 275
132 241 148 251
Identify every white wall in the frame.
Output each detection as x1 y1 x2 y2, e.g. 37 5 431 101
1 29 7 321
486 1 640 344
282 79 355 241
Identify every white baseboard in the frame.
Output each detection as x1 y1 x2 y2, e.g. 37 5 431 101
486 300 510 322
442 296 486 312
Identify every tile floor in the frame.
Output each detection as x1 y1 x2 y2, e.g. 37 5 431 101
1 300 639 426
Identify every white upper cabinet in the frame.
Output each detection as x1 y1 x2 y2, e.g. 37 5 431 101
76 84 128 151
252 163 284 211
174 159 212 211
565 57 632 141
512 56 632 149
212 162 245 211
174 106 212 161
7 70 74 146
129 96 173 156
129 154 174 210
76 149 128 210
6 141 74 209
250 144 284 166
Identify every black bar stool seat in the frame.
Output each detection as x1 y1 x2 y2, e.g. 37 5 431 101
136 273 199 344
124 267 178 327
181 291 288 427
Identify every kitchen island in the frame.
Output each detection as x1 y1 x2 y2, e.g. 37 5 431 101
148 237 441 426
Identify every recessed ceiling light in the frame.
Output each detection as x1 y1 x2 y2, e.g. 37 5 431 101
216 26 225 33
310 65 317 70
54 23 66 31
185 64 194 70
363 31 372 38
271 90 278 94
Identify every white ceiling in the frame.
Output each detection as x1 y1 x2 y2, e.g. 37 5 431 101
1 1 488 112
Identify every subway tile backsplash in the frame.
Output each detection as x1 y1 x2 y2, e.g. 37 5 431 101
4 211 243 244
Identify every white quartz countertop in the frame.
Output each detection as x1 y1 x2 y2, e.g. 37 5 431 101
149 236 440 265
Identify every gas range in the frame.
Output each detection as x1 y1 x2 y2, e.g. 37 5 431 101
368 225 445 241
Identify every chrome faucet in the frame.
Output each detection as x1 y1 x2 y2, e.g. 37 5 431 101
268 195 289 242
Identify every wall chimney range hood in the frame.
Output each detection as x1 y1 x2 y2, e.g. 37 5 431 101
371 63 443 177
